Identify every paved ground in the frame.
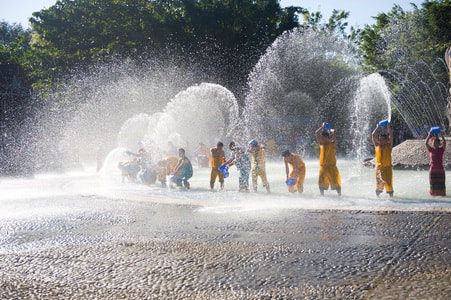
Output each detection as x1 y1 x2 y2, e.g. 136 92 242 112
0 191 449 299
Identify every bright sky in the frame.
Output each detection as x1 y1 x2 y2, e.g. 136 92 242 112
1 0 424 29
280 0 424 28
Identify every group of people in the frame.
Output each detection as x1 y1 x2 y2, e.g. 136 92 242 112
118 148 156 185
212 121 446 197
371 121 447 197
208 140 270 193
119 120 447 197
155 123 338 195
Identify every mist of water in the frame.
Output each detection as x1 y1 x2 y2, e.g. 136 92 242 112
31 59 203 171
111 82 239 166
383 60 449 137
242 28 394 158
3 25 451 222
350 73 392 161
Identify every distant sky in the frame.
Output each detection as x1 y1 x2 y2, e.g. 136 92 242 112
280 0 424 28
1 0 424 29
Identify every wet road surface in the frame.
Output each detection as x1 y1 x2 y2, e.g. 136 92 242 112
0 188 450 299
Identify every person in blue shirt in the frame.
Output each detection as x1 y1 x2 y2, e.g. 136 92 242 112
170 148 193 190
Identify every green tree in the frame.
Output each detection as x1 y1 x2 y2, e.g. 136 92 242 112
356 1 451 136
299 9 351 38
423 0 451 50
27 0 301 95
0 22 31 64
356 1 451 73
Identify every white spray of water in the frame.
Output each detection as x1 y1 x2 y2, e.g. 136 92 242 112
115 82 239 162
350 73 392 161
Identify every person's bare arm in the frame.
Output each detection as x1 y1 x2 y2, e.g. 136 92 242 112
171 159 182 175
284 159 289 179
371 125 379 146
315 123 325 144
387 123 394 147
425 132 432 151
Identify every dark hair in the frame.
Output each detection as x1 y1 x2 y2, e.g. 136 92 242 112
229 141 235 148
282 150 291 157
321 130 330 137
217 142 224 147
178 148 185 154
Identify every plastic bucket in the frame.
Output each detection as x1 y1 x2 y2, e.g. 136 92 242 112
219 165 229 178
379 119 389 127
324 123 331 131
286 178 295 186
430 126 441 135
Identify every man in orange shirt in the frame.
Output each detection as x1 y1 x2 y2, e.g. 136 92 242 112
282 150 306 194
210 142 226 190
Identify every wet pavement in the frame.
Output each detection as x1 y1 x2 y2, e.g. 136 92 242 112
1 163 451 299
0 190 450 299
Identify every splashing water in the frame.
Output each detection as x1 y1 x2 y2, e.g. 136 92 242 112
99 82 240 176
350 73 392 161
16 25 450 216
242 28 403 161
382 60 449 138
244 28 367 156
32 60 201 172
148 83 239 156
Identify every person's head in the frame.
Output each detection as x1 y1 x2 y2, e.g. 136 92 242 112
282 150 291 158
178 148 185 157
229 141 236 151
433 138 441 148
380 133 389 144
319 130 332 143
321 130 330 138
217 142 224 149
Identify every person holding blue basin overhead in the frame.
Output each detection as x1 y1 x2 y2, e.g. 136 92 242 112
315 122 341 196
372 120 394 197
282 150 306 194
425 127 446 196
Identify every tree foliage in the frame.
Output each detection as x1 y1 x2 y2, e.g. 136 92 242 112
356 1 451 73
300 9 350 37
25 0 301 93
0 22 31 64
355 0 451 136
